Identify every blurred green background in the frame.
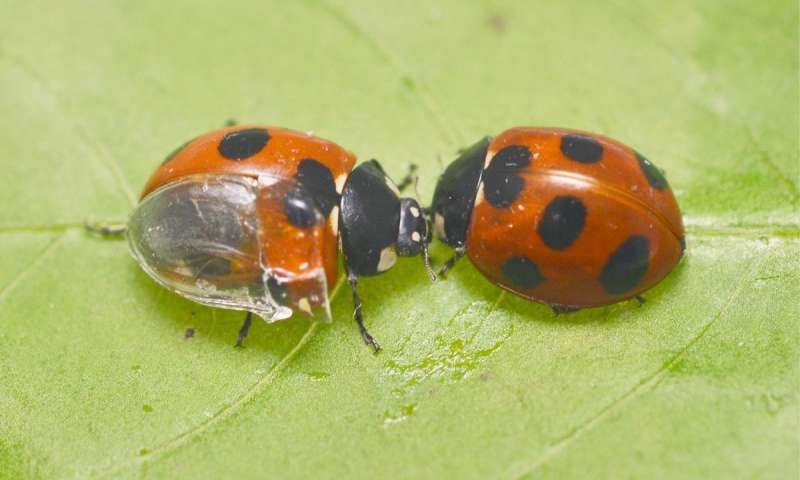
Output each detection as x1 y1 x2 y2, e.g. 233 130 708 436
0 1 797 478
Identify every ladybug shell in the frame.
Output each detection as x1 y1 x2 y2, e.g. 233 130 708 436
139 125 355 315
467 127 685 308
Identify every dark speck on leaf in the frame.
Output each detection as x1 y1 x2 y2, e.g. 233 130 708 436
486 14 507 33
401 76 416 91
185 328 195 339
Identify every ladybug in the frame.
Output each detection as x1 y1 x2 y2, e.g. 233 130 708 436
430 127 685 312
126 125 431 351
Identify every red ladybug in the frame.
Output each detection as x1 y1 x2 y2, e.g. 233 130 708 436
430 127 685 312
127 125 431 351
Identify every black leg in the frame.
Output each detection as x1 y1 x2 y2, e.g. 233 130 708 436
84 222 127 236
437 247 465 278
236 311 253 347
551 305 581 315
395 163 418 193
421 242 437 282
347 269 381 352
635 295 646 305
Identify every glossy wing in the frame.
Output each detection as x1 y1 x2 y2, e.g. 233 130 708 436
127 174 333 322
468 169 683 307
488 127 684 241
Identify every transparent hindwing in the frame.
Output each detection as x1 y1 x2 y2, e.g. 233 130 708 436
128 174 331 322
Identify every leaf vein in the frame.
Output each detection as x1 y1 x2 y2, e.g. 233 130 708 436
0 49 137 207
0 233 68 303
606 0 799 203
509 255 765 478
313 0 466 147
94 276 347 478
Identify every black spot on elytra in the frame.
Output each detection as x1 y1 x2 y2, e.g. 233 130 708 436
599 235 650 295
502 256 545 289
537 195 587 250
483 145 532 208
636 152 669 189
218 128 270 160
295 159 339 217
560 134 603 164
284 185 321 228
267 276 289 305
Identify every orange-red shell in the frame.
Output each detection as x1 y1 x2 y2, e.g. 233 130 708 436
143 125 356 310
466 127 684 308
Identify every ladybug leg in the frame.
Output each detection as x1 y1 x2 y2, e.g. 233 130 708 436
635 295 646 305
551 305 581 315
346 268 382 352
235 311 253 347
395 163 418 193
437 246 465 278
84 221 127 237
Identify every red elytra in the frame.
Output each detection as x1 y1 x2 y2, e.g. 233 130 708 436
141 126 355 313
431 127 685 310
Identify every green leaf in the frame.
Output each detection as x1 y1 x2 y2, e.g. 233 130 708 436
0 1 797 479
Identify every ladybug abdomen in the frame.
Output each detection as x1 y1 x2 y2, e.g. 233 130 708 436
466 128 684 308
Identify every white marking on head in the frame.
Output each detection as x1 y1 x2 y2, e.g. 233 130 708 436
411 231 421 242
434 213 446 241
299 262 309 270
335 174 347 193
298 297 312 314
410 206 420 218
377 246 397 272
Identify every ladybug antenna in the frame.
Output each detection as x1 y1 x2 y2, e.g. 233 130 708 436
413 176 436 282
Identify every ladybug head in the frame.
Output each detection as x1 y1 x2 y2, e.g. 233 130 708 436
396 198 427 255
396 172 436 281
396 197 435 281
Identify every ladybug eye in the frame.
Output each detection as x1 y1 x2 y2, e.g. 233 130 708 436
128 174 332 322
